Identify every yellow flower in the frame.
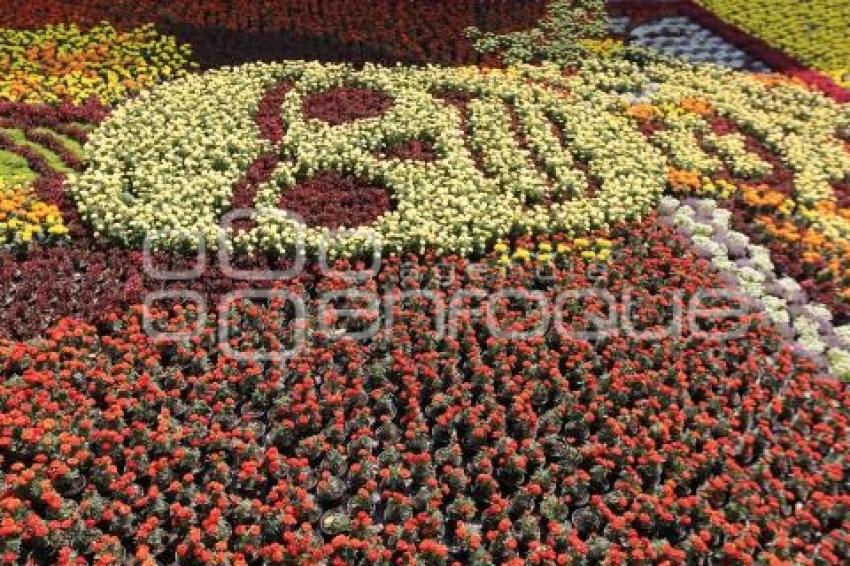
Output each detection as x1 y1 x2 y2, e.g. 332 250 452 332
574 238 590 249
513 248 531 262
494 241 509 254
777 199 795 216
0 23 195 104
0 181 69 251
581 250 596 260
538 242 553 253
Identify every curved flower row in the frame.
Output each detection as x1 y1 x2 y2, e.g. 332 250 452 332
660 194 850 379
0 23 194 105
70 55 849 258
0 101 102 187
667 164 850 324
1 218 849 564
70 60 666 256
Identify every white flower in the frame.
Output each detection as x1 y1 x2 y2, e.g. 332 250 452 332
802 303 833 324
833 325 850 348
827 348 850 379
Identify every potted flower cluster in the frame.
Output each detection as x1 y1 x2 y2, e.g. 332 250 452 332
1 216 848 563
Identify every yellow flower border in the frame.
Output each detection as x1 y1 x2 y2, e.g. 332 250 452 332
695 0 850 88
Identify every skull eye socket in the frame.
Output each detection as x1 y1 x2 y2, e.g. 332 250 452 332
302 87 395 125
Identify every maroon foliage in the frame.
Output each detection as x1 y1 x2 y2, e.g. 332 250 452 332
379 139 439 161
277 171 394 229
303 87 394 126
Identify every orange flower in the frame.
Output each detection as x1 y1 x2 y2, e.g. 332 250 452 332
751 73 806 89
740 184 786 209
680 97 713 115
801 230 826 247
666 168 701 190
626 103 656 121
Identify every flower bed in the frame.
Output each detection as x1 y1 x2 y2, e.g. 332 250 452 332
1 2 850 565
69 60 666 256
661 194 850 378
0 23 194 105
69 56 849 260
2 218 849 564
0 181 68 251
0 0 546 68
694 0 850 88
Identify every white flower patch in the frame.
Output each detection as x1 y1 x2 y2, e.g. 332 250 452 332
834 325 850 348
70 56 849 258
660 195 850 379
70 60 667 256
702 132 772 179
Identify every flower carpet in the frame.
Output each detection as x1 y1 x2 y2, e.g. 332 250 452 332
0 1 849 564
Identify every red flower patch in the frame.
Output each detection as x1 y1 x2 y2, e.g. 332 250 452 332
303 87 394 126
277 171 394 229
256 82 292 144
1 219 849 564
228 152 280 233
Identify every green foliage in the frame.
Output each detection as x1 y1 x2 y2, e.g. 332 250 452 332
0 150 36 185
1 128 71 174
466 0 609 66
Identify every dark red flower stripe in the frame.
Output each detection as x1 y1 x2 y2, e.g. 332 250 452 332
0 1 547 67
227 152 280 234
431 91 488 175
610 0 850 103
0 102 105 184
379 139 439 162
706 116 796 194
0 101 108 128
51 123 90 145
230 153 280 212
227 82 293 230
256 82 292 145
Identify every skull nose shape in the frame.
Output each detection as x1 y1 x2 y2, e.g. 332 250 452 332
277 171 395 229
303 87 394 125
